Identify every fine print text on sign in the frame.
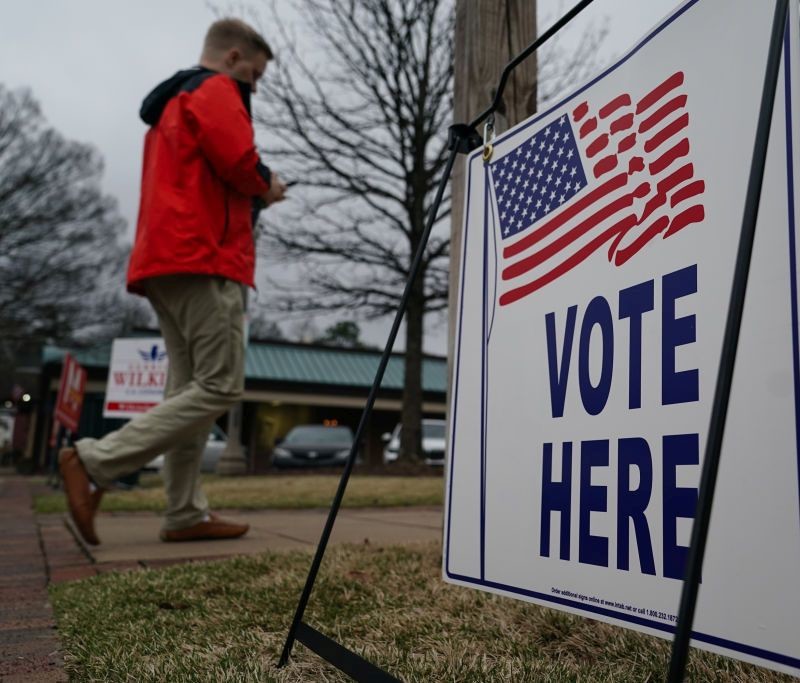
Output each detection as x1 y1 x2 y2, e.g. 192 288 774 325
444 0 800 676
103 338 169 419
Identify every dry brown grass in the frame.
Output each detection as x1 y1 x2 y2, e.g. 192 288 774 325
35 473 444 514
50 541 794 682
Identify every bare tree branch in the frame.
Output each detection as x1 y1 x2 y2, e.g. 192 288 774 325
244 0 606 461
0 84 132 377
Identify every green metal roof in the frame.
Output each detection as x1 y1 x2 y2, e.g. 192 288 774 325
43 346 111 368
43 341 447 394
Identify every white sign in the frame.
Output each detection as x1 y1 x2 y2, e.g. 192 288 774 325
103 338 169 419
444 0 800 676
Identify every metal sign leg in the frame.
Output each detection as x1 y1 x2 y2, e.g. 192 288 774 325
667 2 789 680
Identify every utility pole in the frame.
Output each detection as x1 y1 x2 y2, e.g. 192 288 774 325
449 1 538 367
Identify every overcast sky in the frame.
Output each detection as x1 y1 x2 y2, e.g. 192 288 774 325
0 0 685 354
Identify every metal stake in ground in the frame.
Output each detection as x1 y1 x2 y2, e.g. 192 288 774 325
666 2 789 681
278 143 461 671
278 1 600 676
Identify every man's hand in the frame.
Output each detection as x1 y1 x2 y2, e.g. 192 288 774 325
261 172 287 205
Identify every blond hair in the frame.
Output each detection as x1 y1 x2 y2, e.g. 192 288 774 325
203 18 273 60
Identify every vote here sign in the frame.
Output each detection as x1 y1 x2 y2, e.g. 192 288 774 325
444 0 800 675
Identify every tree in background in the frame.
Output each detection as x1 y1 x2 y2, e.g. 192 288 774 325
250 0 605 461
251 0 452 463
0 85 128 385
248 312 285 341
315 321 370 349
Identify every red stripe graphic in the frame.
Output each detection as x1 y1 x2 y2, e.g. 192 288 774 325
649 138 689 175
638 188 667 225
594 155 619 178
628 156 645 174
580 117 598 138
503 182 650 281
503 173 628 258
499 219 635 306
639 94 687 134
658 163 694 194
105 401 158 412
644 113 689 153
610 113 635 135
670 179 705 207
586 134 609 158
637 72 684 114
665 204 704 237
618 133 637 153
573 101 589 122
600 94 632 119
614 215 671 266
614 204 704 266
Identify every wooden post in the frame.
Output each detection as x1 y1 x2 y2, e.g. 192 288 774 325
449 1 538 376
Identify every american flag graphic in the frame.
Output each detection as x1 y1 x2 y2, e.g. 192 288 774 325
490 71 706 307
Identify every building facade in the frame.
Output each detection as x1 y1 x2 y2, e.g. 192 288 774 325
26 339 447 473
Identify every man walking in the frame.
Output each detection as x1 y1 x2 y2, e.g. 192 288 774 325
59 18 286 545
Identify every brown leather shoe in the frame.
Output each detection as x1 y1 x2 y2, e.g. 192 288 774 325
58 448 100 545
159 513 249 542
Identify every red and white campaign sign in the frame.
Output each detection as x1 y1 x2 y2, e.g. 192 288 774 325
103 338 169 419
445 0 800 676
54 353 86 433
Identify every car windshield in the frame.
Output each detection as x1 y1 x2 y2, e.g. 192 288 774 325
423 422 446 438
284 425 353 445
392 422 446 440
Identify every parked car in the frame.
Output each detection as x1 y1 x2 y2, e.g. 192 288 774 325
0 411 14 465
0 412 13 452
271 424 355 468
144 423 228 473
382 418 446 466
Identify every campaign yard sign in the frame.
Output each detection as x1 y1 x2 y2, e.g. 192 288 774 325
103 338 168 419
54 353 87 433
444 0 800 676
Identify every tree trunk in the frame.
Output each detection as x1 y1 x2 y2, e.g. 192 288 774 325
449 0 538 377
399 270 425 462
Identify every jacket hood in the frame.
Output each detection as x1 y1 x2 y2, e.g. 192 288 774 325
139 67 215 126
140 67 253 126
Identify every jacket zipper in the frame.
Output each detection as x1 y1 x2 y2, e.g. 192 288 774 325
221 192 229 245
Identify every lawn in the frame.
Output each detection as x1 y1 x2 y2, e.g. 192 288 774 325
34 473 444 514
50 541 792 682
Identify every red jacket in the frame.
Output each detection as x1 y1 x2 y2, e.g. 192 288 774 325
127 68 271 294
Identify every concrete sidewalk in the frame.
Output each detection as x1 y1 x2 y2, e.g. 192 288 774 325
82 506 443 564
0 471 443 680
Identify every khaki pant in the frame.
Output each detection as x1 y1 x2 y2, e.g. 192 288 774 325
77 275 245 531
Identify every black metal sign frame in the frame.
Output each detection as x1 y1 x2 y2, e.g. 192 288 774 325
667 1 788 679
278 1 790 680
